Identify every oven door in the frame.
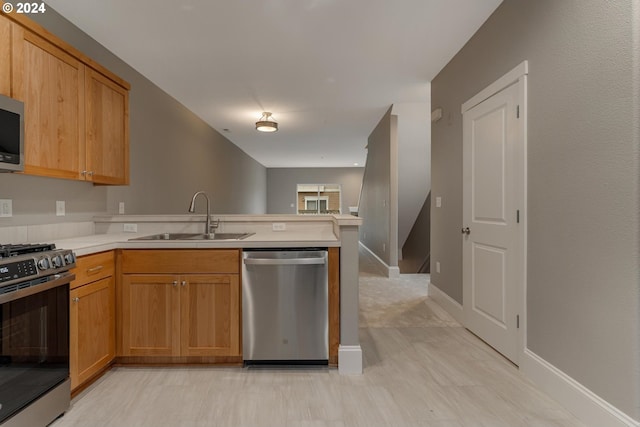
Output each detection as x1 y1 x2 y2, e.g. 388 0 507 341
0 273 71 425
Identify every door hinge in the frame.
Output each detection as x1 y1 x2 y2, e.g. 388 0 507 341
516 105 520 118
517 315 520 329
517 210 520 223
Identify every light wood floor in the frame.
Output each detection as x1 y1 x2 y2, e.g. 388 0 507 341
52 253 585 427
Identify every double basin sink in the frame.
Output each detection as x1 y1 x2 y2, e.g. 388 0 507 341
130 232 254 241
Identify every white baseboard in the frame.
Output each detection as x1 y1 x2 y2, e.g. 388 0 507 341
427 282 464 324
359 242 400 278
338 345 363 375
522 349 639 427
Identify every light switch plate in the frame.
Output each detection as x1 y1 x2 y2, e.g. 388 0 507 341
0 199 12 217
119 202 125 214
436 261 441 273
56 201 65 216
436 197 442 208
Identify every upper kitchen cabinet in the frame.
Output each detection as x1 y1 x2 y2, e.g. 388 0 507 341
0 14 10 96
85 69 129 185
11 25 85 180
3 11 130 184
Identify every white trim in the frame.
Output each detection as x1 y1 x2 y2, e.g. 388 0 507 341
338 345 363 375
518 73 529 359
359 242 400 278
522 349 639 427
427 282 464 324
461 60 529 113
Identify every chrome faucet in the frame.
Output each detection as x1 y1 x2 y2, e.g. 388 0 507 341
188 191 217 236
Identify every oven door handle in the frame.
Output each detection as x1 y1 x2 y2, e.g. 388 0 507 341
0 272 76 305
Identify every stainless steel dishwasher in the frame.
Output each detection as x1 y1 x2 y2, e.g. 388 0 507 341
242 248 328 363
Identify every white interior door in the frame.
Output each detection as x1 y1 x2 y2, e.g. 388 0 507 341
462 75 525 365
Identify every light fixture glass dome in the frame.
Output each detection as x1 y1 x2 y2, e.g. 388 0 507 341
256 112 278 132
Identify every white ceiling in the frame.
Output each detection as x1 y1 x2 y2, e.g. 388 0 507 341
46 0 502 168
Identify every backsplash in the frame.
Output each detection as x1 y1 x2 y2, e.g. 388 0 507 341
0 221 95 244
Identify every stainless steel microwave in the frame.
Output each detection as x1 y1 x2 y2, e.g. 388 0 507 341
0 94 24 172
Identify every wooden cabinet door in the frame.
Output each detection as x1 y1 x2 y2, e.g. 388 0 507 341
85 68 129 185
0 15 11 96
70 276 115 391
11 26 85 180
121 274 180 357
180 274 240 357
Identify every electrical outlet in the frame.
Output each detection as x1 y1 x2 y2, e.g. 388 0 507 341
272 223 286 231
0 199 12 217
436 197 442 208
123 223 138 233
56 201 65 216
436 261 441 273
119 202 125 214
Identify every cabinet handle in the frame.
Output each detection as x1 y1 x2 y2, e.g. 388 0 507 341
72 297 80 303
86 265 104 273
88 171 94 177
172 281 178 287
81 170 87 176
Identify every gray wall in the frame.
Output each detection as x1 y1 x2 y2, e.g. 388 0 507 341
431 0 639 419
0 173 106 226
392 100 431 253
358 107 398 266
266 167 364 215
0 5 266 225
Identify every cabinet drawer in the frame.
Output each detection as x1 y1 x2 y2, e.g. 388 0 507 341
71 251 115 289
121 249 240 274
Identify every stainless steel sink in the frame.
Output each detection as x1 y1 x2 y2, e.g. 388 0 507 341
130 232 254 241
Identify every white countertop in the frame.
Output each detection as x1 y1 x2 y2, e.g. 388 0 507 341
0 214 361 256
53 231 341 257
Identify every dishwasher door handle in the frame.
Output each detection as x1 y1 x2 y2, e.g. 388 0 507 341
244 257 326 266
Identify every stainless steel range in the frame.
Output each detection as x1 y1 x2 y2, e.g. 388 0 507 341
0 243 76 427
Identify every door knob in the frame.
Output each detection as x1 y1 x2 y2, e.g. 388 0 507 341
461 227 470 235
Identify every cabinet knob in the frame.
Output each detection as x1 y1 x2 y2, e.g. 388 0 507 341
181 280 187 287
172 280 178 287
72 297 80 303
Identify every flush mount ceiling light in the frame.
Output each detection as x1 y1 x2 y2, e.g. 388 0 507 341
256 112 278 132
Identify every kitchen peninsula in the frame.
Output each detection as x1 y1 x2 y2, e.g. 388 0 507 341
20 214 363 392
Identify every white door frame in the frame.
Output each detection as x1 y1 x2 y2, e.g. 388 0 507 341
461 60 528 364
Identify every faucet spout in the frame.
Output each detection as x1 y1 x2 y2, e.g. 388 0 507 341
188 191 212 236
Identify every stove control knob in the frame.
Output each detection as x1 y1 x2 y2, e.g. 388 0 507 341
64 253 75 265
38 258 50 270
51 255 63 268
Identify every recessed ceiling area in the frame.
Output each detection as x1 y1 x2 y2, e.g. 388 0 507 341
46 0 503 168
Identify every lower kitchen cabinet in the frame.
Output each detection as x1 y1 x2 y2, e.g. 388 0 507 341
119 250 241 360
181 274 240 357
70 252 116 392
120 273 240 357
